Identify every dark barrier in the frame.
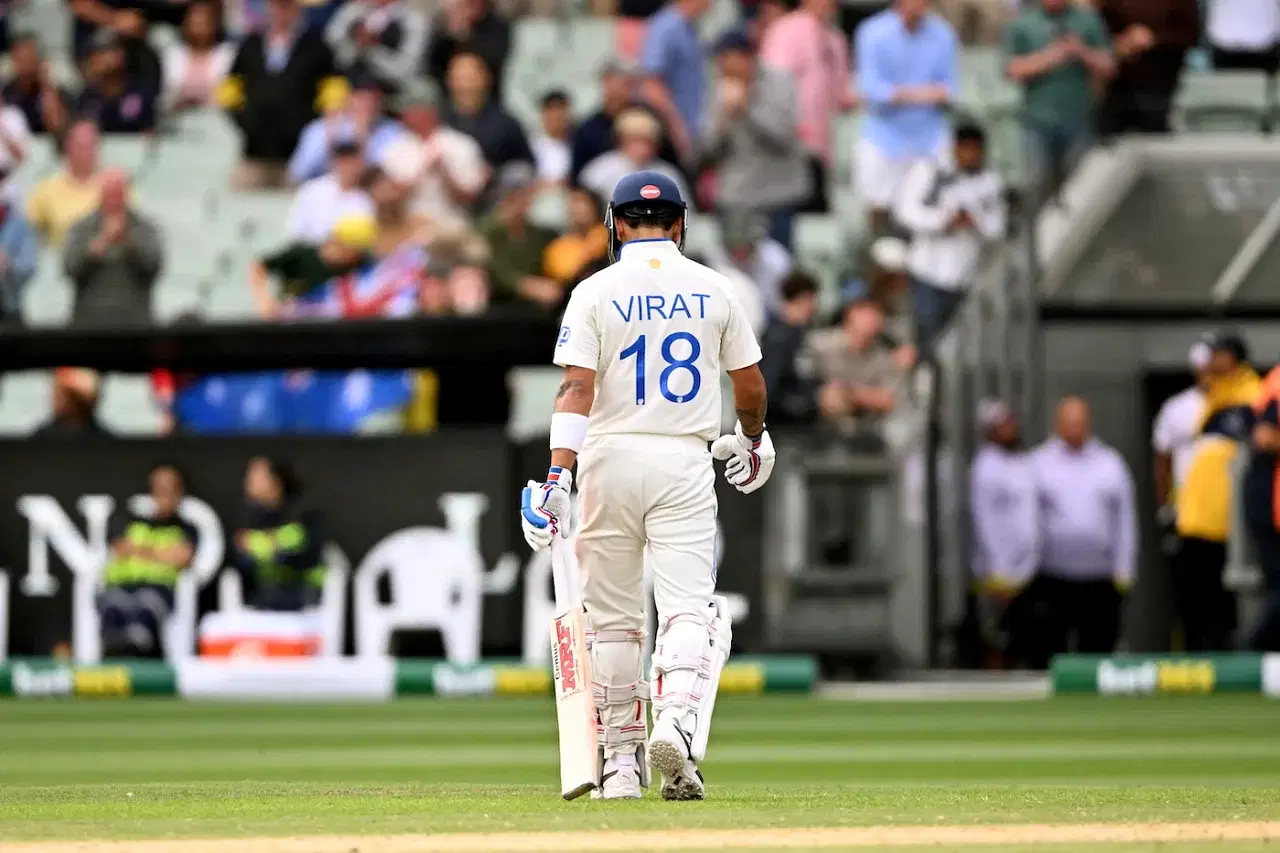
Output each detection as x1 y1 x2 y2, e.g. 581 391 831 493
1 434 766 656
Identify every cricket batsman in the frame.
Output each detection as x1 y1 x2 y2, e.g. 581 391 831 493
520 171 774 800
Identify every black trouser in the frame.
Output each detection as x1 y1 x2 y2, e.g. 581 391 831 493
1022 573 1123 660
1247 520 1280 651
1098 82 1177 137
98 583 175 658
1170 536 1236 652
1212 46 1280 74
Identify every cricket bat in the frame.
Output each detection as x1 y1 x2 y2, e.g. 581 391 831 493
549 537 600 800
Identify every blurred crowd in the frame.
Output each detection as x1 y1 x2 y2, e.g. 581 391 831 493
3 0 1267 438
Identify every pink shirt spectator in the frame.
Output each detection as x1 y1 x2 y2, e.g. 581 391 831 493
759 9 850 163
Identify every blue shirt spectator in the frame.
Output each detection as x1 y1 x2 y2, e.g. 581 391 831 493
855 3 957 157
0 200 39 321
640 0 710 162
288 114 402 183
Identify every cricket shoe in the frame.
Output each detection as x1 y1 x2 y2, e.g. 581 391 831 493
647 716 705 801
592 757 642 800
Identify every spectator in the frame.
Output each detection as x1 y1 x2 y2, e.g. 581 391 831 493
1207 0 1280 72
1152 340 1211 582
543 184 608 286
759 0 855 213
161 1 234 113
1173 333 1256 651
2 35 72 137
969 399 1040 668
63 168 163 327
231 456 328 612
69 0 164 93
937 0 1011 46
1030 396 1137 656
424 0 511 100
0 188 39 325
571 61 636 181
893 123 1006 354
533 90 572 185
219 0 340 190
1004 0 1113 209
640 0 710 168
33 368 111 436
77 30 158 134
760 270 820 426
1245 363 1280 651
99 463 196 658
855 0 959 237
805 290 903 439
580 108 689 209
480 164 561 310
707 211 793 314
378 77 487 234
287 141 375 244
250 213 375 318
369 165 432 256
289 72 402 183
0 74 31 182
325 0 428 94
703 30 810 250
1096 0 1199 136
28 120 109 248
443 51 533 177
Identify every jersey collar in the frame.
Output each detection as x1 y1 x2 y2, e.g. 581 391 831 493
619 238 677 259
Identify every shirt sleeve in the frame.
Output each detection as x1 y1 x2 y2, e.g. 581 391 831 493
640 17 673 79
553 284 600 369
1152 397 1179 453
1113 453 1139 588
721 290 764 371
855 23 895 105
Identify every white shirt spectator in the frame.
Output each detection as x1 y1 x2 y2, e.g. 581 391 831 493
579 152 690 215
894 158 1005 291
0 106 33 176
1208 0 1280 52
707 236 794 312
161 42 235 111
1153 384 1207 492
380 128 487 230
533 134 571 183
287 174 376 244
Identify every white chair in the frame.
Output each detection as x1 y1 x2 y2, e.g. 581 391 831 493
212 542 349 657
354 527 483 664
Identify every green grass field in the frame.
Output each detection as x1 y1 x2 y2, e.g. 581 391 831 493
1 695 1279 851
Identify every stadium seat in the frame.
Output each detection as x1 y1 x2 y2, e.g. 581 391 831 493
354 527 483 664
98 373 166 434
794 214 846 312
0 371 53 434
1174 71 1271 133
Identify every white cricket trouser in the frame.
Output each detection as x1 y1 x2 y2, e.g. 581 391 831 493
576 434 717 632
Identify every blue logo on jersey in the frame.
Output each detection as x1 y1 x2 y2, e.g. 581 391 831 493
557 325 571 345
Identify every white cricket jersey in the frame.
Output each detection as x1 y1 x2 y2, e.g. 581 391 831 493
553 238 763 443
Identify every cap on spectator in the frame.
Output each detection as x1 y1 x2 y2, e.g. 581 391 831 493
330 214 377 251
977 398 1014 431
495 162 537 198
349 70 386 93
1189 339 1212 371
722 212 766 249
392 77 442 113
713 28 753 55
870 237 908 273
600 58 639 77
840 277 874 307
1202 330 1249 363
615 108 661 141
90 29 122 53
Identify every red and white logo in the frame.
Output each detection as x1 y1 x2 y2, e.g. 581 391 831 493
640 184 661 199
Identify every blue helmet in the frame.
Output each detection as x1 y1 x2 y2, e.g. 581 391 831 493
605 171 688 263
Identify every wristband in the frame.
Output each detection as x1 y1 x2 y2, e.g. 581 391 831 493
549 412 590 452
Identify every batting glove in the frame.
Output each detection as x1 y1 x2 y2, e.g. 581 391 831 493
521 466 573 551
710 422 776 495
